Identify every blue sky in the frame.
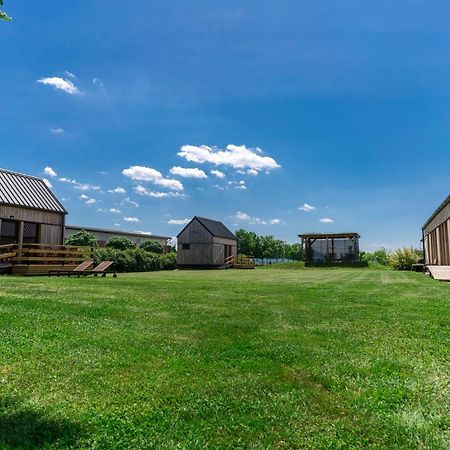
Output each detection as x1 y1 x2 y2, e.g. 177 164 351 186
1 1 450 249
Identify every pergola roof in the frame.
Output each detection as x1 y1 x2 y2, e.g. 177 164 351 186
299 232 360 239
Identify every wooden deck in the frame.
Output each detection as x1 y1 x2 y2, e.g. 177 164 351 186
1 243 94 276
427 265 450 281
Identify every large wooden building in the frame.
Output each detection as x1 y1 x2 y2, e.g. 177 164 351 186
177 216 238 268
423 195 450 265
0 168 67 247
65 225 170 250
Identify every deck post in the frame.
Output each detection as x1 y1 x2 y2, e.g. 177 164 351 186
17 221 24 249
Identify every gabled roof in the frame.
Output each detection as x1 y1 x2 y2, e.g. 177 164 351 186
177 216 237 240
422 194 450 230
0 168 67 214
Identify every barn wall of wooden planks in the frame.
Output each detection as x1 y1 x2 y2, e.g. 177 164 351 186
0 205 64 247
177 217 238 268
423 195 450 265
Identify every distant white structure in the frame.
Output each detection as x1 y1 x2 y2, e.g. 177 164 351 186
65 225 170 250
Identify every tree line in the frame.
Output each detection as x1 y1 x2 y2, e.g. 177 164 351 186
235 229 301 262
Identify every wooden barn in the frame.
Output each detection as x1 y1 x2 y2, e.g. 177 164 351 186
0 168 67 246
177 216 238 268
423 195 450 266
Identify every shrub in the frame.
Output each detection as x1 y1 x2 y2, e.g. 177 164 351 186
361 248 389 266
94 247 177 272
388 248 422 271
140 240 164 254
160 252 177 270
105 237 136 250
65 230 98 247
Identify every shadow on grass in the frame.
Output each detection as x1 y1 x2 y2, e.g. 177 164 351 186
0 397 83 449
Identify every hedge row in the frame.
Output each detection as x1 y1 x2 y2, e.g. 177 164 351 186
94 248 177 273
305 261 369 268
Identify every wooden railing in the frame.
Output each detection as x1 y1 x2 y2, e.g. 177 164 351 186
0 244 17 261
11 244 94 266
225 255 235 265
224 254 256 267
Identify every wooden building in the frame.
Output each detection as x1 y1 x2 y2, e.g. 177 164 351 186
65 225 170 251
423 195 450 265
299 232 360 263
177 216 238 268
0 168 67 247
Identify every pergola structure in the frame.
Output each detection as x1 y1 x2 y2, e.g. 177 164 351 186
299 232 360 263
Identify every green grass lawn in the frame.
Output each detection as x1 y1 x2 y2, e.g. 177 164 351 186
0 268 449 449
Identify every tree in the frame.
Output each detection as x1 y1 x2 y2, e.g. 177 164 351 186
140 240 164 254
106 236 136 251
65 230 98 247
0 1 12 22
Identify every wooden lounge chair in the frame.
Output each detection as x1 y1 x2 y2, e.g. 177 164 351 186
48 260 94 277
82 261 117 278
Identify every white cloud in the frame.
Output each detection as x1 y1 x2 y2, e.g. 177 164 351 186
108 187 127 194
247 169 259 176
178 144 281 174
43 178 52 188
43 166 57 177
50 127 64 134
114 223 121 227
37 77 80 95
235 211 281 225
74 183 101 191
79 194 89 200
210 169 225 179
109 208 121 214
228 180 247 190
124 216 139 223
169 166 208 179
86 198 97 205
299 203 316 212
168 218 190 225
134 185 185 198
319 218 334 223
236 211 251 221
65 70 76 79
121 197 139 208
59 176 100 191
59 177 76 184
122 165 183 191
92 77 104 88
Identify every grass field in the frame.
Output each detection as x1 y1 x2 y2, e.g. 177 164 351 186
0 268 449 449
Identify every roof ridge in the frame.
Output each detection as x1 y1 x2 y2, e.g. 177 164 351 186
0 167 45 181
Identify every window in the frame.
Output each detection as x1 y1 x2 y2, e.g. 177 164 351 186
182 244 190 250
0 220 18 244
23 222 38 244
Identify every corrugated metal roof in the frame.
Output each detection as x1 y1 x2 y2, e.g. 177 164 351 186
0 168 67 214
